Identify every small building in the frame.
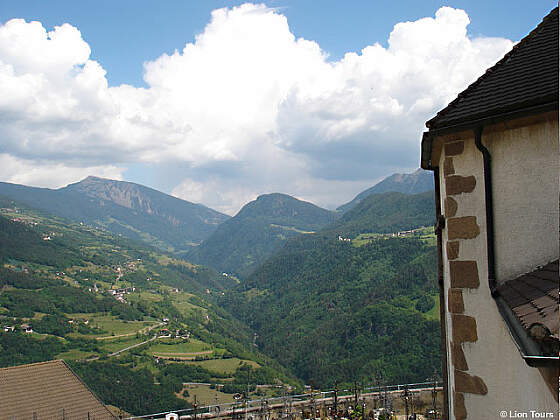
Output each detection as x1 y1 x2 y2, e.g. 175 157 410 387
20 324 33 333
2 326 15 332
0 360 116 420
420 7 558 419
159 328 171 338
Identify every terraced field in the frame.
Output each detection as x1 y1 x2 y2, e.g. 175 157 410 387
186 358 260 374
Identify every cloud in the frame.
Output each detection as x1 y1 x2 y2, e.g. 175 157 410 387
0 154 123 189
0 5 513 214
274 7 513 178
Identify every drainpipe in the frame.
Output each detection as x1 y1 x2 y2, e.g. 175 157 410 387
474 127 555 367
473 126 498 296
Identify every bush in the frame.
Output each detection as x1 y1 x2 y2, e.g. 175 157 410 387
415 295 435 313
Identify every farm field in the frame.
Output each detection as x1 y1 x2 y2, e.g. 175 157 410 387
127 291 163 303
181 384 236 406
169 292 208 317
186 358 260 375
100 336 149 353
151 337 211 352
181 383 284 407
68 314 159 338
56 348 98 361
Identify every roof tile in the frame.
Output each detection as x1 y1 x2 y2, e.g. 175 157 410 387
497 260 559 350
0 360 116 420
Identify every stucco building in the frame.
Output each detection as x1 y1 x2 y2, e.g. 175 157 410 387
420 7 558 419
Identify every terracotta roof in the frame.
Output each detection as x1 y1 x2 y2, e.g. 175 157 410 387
426 7 558 130
0 360 116 420
496 260 559 356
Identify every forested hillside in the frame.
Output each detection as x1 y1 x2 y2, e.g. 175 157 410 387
220 234 439 387
219 189 439 388
188 193 337 278
328 191 435 237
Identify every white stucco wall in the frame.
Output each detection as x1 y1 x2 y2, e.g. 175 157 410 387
485 117 559 282
435 116 558 419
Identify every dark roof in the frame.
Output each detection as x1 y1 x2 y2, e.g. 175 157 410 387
426 7 558 130
0 360 116 420
496 260 559 356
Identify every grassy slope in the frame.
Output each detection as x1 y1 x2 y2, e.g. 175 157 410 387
0 200 299 414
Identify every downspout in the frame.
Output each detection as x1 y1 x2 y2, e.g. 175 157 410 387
473 127 497 296
474 127 554 367
432 166 450 420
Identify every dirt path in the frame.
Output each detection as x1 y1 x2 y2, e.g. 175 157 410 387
108 334 158 357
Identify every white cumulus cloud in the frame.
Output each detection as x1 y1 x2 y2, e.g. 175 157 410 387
0 4 514 214
0 154 123 189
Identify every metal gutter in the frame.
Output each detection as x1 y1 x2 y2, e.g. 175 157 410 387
426 101 558 133
421 101 558 170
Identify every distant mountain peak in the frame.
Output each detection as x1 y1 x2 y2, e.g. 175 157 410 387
255 192 298 201
73 175 110 185
337 169 434 213
187 192 336 278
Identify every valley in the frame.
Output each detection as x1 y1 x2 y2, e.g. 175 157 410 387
0 199 297 415
0 169 440 417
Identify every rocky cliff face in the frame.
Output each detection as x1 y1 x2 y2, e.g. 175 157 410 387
62 176 228 227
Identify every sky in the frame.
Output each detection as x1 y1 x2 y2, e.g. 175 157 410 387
0 1 556 215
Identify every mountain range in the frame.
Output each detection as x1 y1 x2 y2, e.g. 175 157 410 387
0 169 433 277
0 176 229 254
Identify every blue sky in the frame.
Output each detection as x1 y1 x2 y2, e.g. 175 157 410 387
0 1 556 214
2 1 554 87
